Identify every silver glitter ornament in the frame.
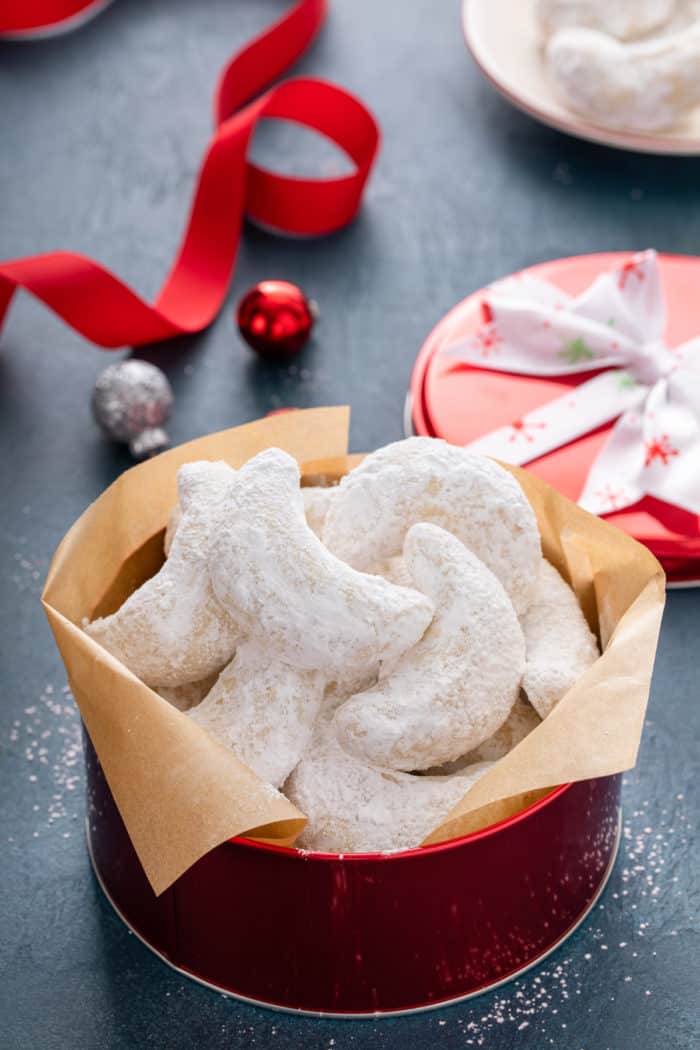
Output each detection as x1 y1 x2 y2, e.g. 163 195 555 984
92 360 173 459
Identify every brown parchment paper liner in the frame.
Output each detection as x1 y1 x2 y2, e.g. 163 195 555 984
42 408 349 895
42 406 665 895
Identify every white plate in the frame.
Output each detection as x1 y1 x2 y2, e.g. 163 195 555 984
462 0 700 156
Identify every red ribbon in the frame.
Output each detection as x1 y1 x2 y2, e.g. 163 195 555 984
0 0 379 348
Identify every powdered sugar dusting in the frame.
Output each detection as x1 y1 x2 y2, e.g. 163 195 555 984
85 460 239 687
322 437 541 615
334 523 525 771
7 518 48 595
5 681 83 841
209 449 434 678
547 23 700 135
4 681 691 1045
285 696 493 853
522 558 599 718
276 772 686 1044
189 641 325 787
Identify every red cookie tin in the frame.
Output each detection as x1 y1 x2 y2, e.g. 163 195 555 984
408 251 700 587
86 732 621 1016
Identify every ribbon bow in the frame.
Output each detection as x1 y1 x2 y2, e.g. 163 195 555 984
442 250 700 516
0 0 379 349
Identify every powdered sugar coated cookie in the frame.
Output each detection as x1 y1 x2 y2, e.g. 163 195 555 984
465 694 541 762
425 695 541 774
322 438 540 614
285 699 492 853
547 24 700 132
166 477 333 555
208 449 435 679
334 523 525 771
163 503 181 557
85 461 239 686
537 0 675 41
301 485 336 538
188 640 324 787
380 555 413 589
156 672 220 712
521 559 599 718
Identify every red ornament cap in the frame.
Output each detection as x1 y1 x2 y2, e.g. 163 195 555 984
236 280 316 359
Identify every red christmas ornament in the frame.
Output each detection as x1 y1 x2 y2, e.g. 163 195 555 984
237 281 317 359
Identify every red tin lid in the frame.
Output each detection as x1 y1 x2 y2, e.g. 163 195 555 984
410 251 700 585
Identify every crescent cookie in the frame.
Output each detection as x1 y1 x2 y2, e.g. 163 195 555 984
380 555 413 589
333 523 525 771
208 449 435 679
537 0 675 41
188 641 324 788
165 481 335 556
163 503 182 557
85 461 239 686
321 437 540 614
165 482 334 554
521 559 599 719
547 24 700 132
156 672 220 712
285 700 492 854
465 694 541 762
424 695 541 774
301 485 336 539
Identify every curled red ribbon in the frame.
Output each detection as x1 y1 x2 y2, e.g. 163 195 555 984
0 0 380 348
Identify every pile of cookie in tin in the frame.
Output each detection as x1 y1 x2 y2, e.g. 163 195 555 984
84 437 599 853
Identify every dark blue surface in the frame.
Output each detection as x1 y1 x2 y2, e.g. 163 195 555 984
1 2 698 1047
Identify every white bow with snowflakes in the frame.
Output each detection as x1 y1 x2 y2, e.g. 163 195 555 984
442 250 700 516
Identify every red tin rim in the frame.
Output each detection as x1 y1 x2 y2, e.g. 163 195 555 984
231 779 573 861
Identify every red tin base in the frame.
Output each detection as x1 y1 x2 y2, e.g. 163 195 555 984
85 733 621 1016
